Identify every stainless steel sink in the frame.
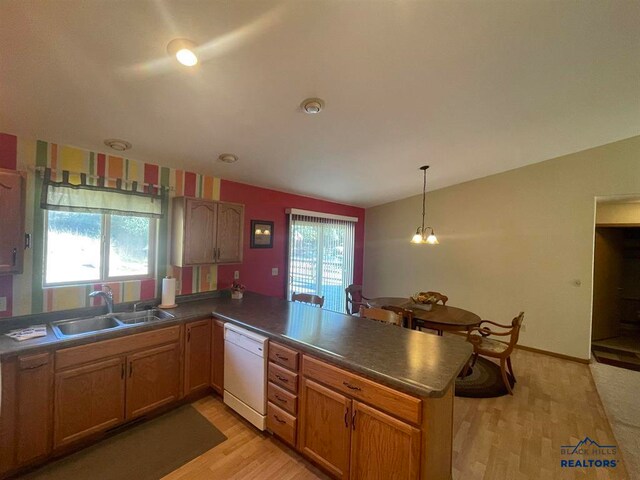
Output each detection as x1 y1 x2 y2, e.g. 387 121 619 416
51 309 175 339
113 309 174 325
51 315 122 338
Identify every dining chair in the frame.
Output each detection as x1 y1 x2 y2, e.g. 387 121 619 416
291 292 325 308
462 312 525 395
381 305 414 329
345 284 371 315
359 306 403 327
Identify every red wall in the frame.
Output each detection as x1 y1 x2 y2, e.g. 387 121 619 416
218 180 365 299
0 133 18 317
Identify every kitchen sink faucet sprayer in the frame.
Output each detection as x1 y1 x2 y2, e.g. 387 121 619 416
89 285 114 314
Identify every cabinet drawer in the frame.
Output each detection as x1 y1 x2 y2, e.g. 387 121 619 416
268 342 299 372
302 355 422 425
267 402 296 447
268 362 298 393
267 382 297 415
56 326 181 370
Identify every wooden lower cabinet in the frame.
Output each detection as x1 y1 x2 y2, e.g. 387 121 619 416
54 357 126 448
15 353 53 466
211 319 225 394
126 342 181 419
298 378 352 480
350 401 421 480
297 357 423 480
184 319 211 395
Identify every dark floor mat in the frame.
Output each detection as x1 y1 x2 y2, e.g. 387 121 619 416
20 404 227 480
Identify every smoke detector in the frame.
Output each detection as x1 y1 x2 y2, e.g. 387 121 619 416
301 98 324 114
218 153 238 163
104 139 132 151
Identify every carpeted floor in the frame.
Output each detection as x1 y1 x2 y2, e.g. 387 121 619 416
20 404 227 480
590 361 640 480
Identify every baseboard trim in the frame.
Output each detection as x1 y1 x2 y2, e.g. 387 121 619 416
447 330 590 364
514 344 590 364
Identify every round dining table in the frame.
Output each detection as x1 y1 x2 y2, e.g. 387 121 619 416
367 297 481 334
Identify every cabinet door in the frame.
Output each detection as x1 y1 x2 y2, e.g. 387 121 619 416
184 319 211 395
210 319 225 395
54 357 125 448
184 199 217 265
126 342 181 419
350 401 421 480
15 352 53 466
298 378 351 480
215 202 243 263
0 169 25 275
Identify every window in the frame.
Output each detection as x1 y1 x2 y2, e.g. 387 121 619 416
39 166 164 286
287 209 357 313
45 211 155 286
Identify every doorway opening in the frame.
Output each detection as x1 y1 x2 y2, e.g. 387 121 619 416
591 200 640 371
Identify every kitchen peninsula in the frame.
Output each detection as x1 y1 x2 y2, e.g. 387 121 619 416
0 292 472 480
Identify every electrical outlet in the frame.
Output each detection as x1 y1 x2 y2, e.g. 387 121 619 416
272 267 278 276
0 297 6 312
234 270 240 280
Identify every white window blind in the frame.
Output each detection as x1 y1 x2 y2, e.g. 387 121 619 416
287 210 357 313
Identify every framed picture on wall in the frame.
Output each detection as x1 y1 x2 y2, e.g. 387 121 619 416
250 220 274 248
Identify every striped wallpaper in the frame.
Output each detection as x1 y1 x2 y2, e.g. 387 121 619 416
9 136 221 316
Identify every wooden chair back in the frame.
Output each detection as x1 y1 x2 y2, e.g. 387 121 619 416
359 306 403 327
345 284 370 315
291 292 325 308
423 291 448 305
381 305 414 329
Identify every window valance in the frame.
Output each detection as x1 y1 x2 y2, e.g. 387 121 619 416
40 168 165 218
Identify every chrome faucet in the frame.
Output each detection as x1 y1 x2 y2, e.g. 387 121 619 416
89 286 114 314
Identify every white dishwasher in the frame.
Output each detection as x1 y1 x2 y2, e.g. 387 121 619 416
223 323 269 430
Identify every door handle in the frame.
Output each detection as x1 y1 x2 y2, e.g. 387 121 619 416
352 410 357 430
24 233 31 249
129 362 133 378
12 248 17 266
275 374 289 383
273 415 286 424
344 407 349 428
121 363 125 379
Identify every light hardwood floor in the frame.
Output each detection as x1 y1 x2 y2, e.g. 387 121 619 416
165 349 628 480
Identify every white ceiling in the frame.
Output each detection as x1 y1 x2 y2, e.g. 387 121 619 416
1 1 639 207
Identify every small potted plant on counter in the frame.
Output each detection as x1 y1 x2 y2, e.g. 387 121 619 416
230 280 246 299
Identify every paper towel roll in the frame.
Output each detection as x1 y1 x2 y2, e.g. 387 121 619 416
160 277 177 307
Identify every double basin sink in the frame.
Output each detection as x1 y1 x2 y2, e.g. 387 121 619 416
51 309 175 339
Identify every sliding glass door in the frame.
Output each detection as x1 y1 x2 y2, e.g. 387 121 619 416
287 212 356 313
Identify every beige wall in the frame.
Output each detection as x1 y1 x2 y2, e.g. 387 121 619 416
596 202 640 225
364 135 640 360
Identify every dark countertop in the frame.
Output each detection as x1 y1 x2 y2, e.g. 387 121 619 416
0 292 473 398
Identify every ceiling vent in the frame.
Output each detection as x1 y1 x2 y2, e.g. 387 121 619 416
301 98 324 114
104 139 132 151
218 153 238 163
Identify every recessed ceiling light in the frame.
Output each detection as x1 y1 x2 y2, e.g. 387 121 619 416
301 98 324 114
218 153 238 163
104 139 132 151
167 38 198 67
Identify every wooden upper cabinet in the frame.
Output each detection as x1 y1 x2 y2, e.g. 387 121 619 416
54 357 126 448
298 378 352 480
349 401 421 480
0 169 26 275
184 319 212 395
216 202 243 263
125 342 181 419
171 197 244 267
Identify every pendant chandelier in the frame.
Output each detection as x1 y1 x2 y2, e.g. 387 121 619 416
410 165 439 245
